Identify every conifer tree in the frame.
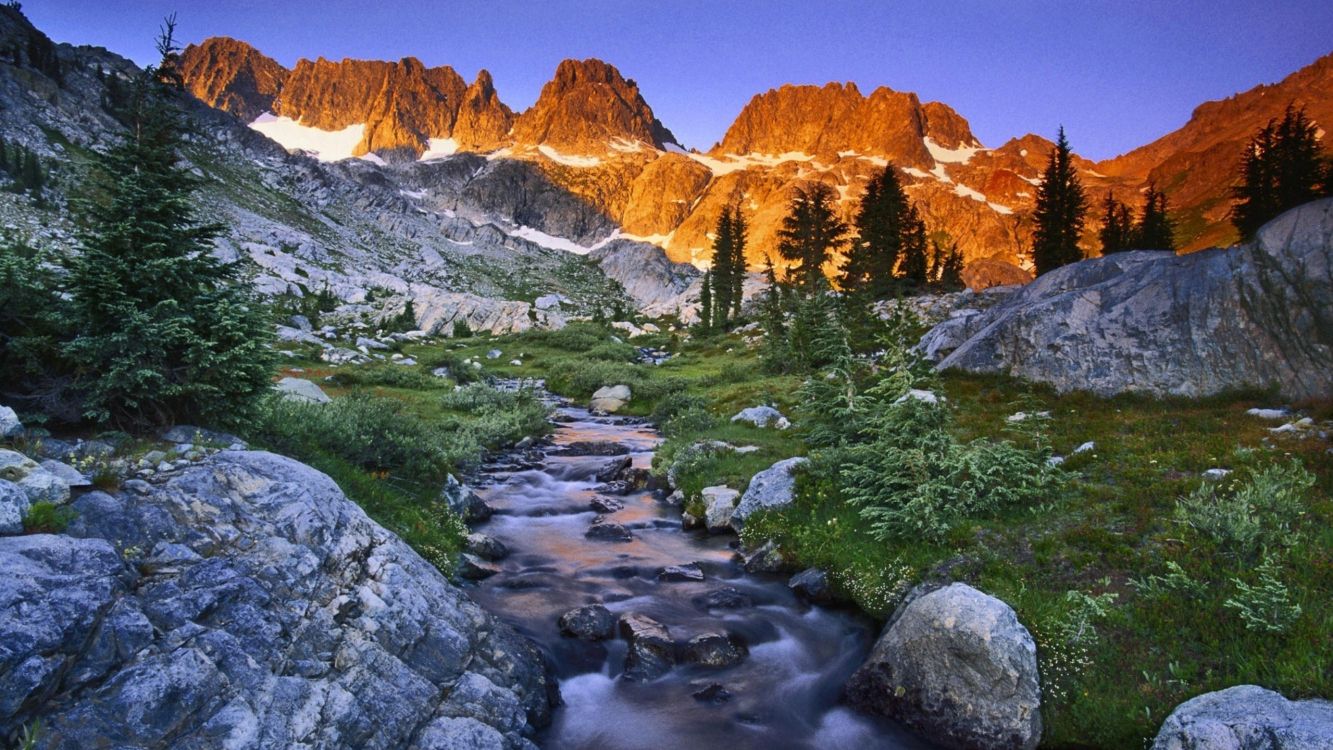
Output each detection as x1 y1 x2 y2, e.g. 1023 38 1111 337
62 17 274 428
698 269 713 330
776 183 846 293
1098 191 1133 254
1134 183 1176 251
1232 105 1329 239
1032 127 1087 275
843 166 908 297
708 209 734 327
928 240 964 290
898 215 930 288
728 208 747 320
758 256 790 372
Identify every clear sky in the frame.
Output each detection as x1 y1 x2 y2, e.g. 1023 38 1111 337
24 0 1333 160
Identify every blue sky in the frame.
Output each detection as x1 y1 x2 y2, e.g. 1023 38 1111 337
25 0 1333 159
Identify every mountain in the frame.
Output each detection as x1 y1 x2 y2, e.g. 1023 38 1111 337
1096 52 1333 251
0 7 701 337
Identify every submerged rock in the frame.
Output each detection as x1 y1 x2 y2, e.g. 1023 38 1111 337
465 532 509 561
692 682 733 704
657 562 705 582
681 633 748 668
585 522 633 542
458 553 502 580
1151 684 1333 750
846 582 1042 750
788 568 833 604
558 604 617 641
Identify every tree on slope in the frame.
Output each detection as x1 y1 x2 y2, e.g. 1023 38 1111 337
1031 127 1087 275
842 165 921 297
1232 104 1330 240
1099 191 1133 254
708 208 734 327
1133 183 1176 251
698 269 713 331
728 208 748 321
63 17 274 428
777 183 847 292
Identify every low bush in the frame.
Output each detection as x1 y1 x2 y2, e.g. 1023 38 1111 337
331 364 440 390
23 501 73 533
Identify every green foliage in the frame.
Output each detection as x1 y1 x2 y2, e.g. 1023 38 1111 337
1032 126 1088 275
1129 561 1207 600
776 183 847 291
1098 191 1134 254
927 239 964 290
22 501 73 533
452 319 474 338
758 256 792 372
331 364 439 390
842 165 926 296
0 238 74 418
60 24 274 428
1224 554 1302 633
274 286 338 328
706 206 748 328
698 269 713 330
1232 104 1330 240
1135 183 1177 251
1173 460 1313 560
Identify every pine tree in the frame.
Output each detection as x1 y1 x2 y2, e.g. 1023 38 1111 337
1134 183 1176 251
708 208 735 328
1232 105 1329 240
698 269 713 330
21 149 41 195
62 17 274 428
728 208 747 320
787 275 848 372
758 256 790 372
898 213 929 288
928 240 964 290
1032 127 1087 275
844 166 906 297
776 183 847 293
1098 191 1133 254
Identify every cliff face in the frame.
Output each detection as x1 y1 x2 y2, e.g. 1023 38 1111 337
180 36 1333 278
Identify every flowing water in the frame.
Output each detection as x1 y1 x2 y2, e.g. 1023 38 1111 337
467 399 930 750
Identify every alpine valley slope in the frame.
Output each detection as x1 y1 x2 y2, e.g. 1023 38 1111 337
183 36 1333 279
0 8 703 335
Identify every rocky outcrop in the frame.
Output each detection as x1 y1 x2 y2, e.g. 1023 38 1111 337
590 385 631 414
846 582 1042 750
1151 685 1333 750
929 199 1333 401
0 451 557 747
730 456 808 531
960 258 1033 291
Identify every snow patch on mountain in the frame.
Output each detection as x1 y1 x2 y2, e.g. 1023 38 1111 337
250 113 364 162
538 144 602 167
924 136 983 164
420 138 460 161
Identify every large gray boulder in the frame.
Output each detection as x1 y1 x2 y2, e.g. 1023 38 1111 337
590 384 631 414
275 376 332 404
1152 685 1333 750
0 451 557 748
701 485 740 533
926 199 1333 400
730 457 808 531
846 582 1042 750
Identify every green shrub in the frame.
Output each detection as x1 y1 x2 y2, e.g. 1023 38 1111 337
651 391 708 425
331 364 439 390
452 319 474 338
516 322 614 352
838 395 1055 542
1224 554 1302 633
1173 460 1313 560
23 501 73 533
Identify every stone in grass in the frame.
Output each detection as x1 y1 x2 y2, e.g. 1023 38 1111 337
275 377 331 405
558 604 617 641
1150 684 1333 750
657 563 704 582
701 486 740 533
730 406 790 430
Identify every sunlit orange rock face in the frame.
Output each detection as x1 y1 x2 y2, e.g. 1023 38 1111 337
182 38 1333 281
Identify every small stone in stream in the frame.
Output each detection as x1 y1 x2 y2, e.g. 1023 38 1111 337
696 587 753 610
464 533 508 560
589 497 623 513
585 522 633 542
692 683 732 704
457 553 501 580
559 441 631 457
681 511 703 530
789 568 833 604
595 455 633 483
514 436 533 450
595 480 635 496
619 613 674 681
657 563 705 582
558 604 617 641
681 633 748 668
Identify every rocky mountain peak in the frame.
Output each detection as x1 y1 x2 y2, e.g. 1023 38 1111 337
510 57 679 153
180 38 288 122
453 69 514 150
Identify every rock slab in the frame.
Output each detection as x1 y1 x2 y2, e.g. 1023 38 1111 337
730 457 808 531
